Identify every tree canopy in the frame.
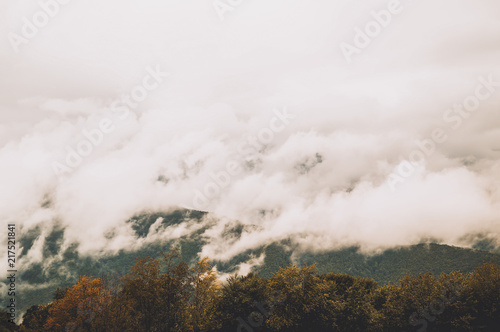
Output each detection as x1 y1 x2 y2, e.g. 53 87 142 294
13 250 500 332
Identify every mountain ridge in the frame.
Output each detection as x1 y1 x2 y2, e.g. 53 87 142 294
8 209 500 316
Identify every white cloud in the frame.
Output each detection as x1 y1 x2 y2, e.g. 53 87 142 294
1 0 500 265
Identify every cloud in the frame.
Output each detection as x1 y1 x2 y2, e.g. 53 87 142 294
1 0 500 266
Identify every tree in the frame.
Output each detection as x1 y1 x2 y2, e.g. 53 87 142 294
380 273 453 332
120 250 192 331
458 262 500 331
216 273 269 331
44 276 112 331
0 308 18 332
20 305 49 331
21 251 500 332
267 264 347 332
188 257 221 332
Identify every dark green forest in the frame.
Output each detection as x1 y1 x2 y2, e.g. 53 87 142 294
9 210 500 318
4 248 500 332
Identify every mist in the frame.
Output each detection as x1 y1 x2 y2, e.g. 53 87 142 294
1 0 500 270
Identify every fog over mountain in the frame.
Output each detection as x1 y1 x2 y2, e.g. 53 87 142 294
1 0 500 276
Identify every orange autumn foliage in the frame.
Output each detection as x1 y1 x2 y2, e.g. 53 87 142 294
44 276 112 331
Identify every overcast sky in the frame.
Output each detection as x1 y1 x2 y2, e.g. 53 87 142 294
1 0 500 269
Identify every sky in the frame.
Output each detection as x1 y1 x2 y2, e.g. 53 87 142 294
1 0 500 271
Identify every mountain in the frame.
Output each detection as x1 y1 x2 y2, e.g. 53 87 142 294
8 209 500 317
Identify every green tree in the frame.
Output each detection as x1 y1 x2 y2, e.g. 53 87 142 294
267 264 349 332
120 250 192 331
0 308 18 332
20 305 49 331
188 257 221 332
458 262 500 331
380 273 447 331
216 273 269 331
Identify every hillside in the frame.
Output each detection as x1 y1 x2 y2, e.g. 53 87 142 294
8 210 500 316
